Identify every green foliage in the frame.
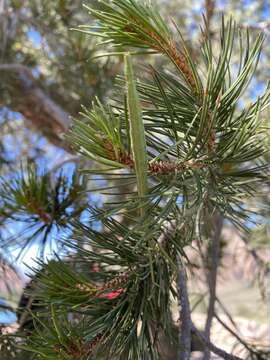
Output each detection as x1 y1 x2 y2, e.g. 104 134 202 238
23 308 93 360
0 164 85 256
80 0 202 94
72 6 270 227
2 1 270 359
25 218 177 359
70 100 131 169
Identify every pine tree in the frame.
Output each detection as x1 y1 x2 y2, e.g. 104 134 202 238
1 0 270 359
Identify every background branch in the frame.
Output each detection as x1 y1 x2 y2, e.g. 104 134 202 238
191 323 243 360
203 212 224 360
177 261 192 360
203 0 216 42
0 64 72 151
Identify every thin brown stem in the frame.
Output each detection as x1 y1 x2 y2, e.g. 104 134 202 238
177 260 192 360
204 0 216 40
214 312 256 356
203 212 223 360
215 296 239 332
191 323 243 360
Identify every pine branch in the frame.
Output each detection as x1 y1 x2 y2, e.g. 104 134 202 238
13 2 270 359
81 0 201 94
204 0 216 41
191 324 243 360
0 163 85 253
203 212 224 360
165 227 241 360
177 262 192 360
0 63 72 151
214 312 256 356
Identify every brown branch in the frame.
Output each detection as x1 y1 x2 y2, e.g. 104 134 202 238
0 63 72 151
203 212 223 360
191 323 243 360
156 219 243 359
149 160 207 174
215 296 239 332
177 261 192 360
204 0 216 41
153 214 244 360
214 312 255 356
125 17 197 93
167 42 197 92
102 137 208 173
156 221 192 358
18 296 33 329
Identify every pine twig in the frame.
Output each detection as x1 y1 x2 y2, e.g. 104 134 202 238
191 323 243 360
18 296 33 328
0 64 71 151
203 212 224 360
176 258 243 360
205 0 216 37
215 296 239 332
214 312 257 356
177 261 192 360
